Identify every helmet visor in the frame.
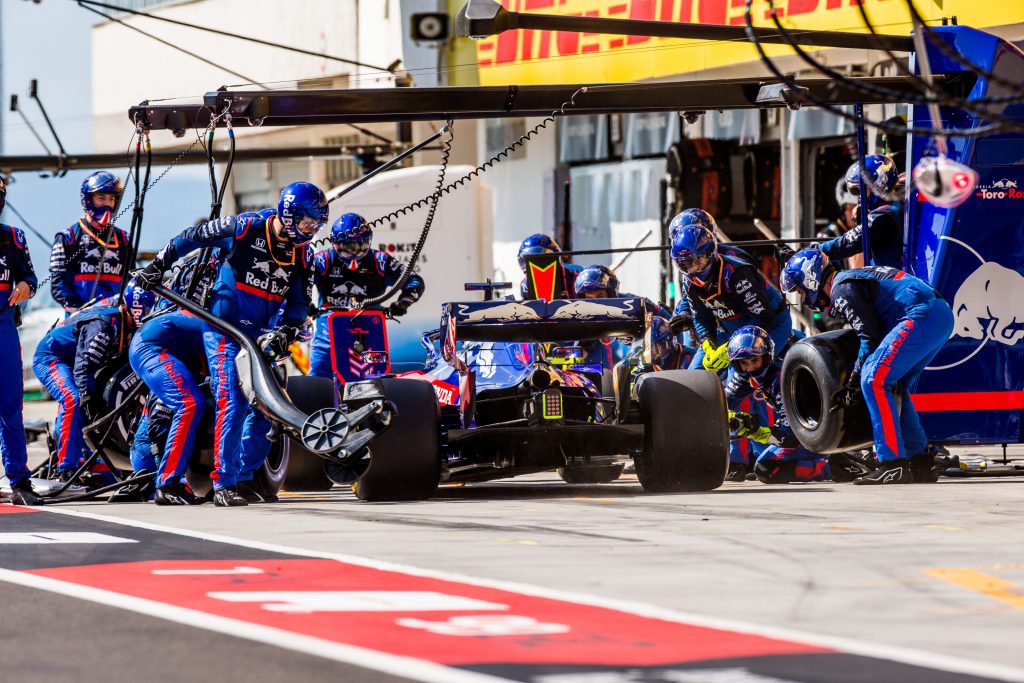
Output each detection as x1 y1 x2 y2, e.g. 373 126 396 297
337 238 371 259
676 252 712 276
296 215 326 238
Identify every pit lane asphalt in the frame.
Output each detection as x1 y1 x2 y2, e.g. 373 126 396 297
6 402 1024 681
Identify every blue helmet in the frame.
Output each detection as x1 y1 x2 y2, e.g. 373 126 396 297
278 181 328 245
647 316 681 370
780 248 833 311
574 264 619 298
670 223 718 286
845 154 898 201
728 325 775 377
668 208 717 240
330 213 372 259
81 171 124 227
517 233 562 273
124 279 156 325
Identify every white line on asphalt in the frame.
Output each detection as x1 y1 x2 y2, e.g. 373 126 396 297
0 532 137 544
19 506 1024 683
152 567 265 576
0 568 511 683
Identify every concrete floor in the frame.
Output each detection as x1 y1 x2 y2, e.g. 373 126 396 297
6 400 1024 681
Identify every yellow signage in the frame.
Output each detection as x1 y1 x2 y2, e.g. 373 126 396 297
474 0 1024 85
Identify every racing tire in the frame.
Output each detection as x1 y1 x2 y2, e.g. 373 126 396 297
281 375 336 491
557 462 625 484
354 378 441 502
251 437 289 496
635 369 728 493
781 330 873 454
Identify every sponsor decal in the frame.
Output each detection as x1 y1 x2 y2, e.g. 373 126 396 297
974 178 1024 201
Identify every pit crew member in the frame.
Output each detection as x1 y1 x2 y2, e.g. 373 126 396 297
818 155 904 270
135 181 326 506
1 178 42 505
310 212 424 381
50 171 131 314
781 249 954 484
724 326 845 484
32 285 152 483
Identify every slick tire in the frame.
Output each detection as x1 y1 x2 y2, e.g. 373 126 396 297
635 370 728 492
781 330 873 454
557 462 625 484
354 378 441 502
281 375 336 491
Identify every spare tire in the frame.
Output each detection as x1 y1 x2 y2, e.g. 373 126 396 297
354 378 441 501
781 330 873 454
635 370 729 492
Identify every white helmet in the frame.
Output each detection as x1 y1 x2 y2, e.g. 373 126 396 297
835 177 858 208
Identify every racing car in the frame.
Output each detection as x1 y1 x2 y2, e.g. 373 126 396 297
293 294 729 501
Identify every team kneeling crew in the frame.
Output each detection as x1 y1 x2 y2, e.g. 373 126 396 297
1 156 953 505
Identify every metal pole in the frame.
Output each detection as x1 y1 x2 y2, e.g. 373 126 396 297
855 102 871 265
327 126 445 204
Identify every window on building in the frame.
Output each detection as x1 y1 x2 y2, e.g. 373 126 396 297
484 118 527 161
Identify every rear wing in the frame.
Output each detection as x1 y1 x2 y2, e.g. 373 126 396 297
440 297 646 363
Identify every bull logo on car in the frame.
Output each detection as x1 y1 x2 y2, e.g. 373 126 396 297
549 300 634 320
927 236 1024 371
456 302 542 323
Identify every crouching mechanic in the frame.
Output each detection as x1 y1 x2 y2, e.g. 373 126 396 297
725 326 832 484
32 284 153 484
135 182 325 506
310 213 424 380
781 249 954 484
50 171 131 315
517 233 582 299
1 179 42 505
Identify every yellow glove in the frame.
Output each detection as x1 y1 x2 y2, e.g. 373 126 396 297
701 340 730 373
748 426 774 444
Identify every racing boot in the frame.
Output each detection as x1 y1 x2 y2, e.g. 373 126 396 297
909 454 940 484
725 462 750 483
237 480 278 504
213 487 248 507
9 480 44 506
108 472 156 503
853 458 913 485
827 452 874 483
155 481 204 506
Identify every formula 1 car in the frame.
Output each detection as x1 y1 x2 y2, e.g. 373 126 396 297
300 295 729 501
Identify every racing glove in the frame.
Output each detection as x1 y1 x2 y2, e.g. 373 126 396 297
133 261 164 291
776 244 795 267
829 371 862 414
668 311 694 335
701 339 730 373
387 296 416 319
728 410 759 437
258 328 296 362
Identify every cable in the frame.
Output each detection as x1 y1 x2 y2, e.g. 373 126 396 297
78 2 269 90
363 87 587 231
759 0 1024 136
362 122 454 307
741 0 1006 138
76 0 398 74
3 201 53 247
